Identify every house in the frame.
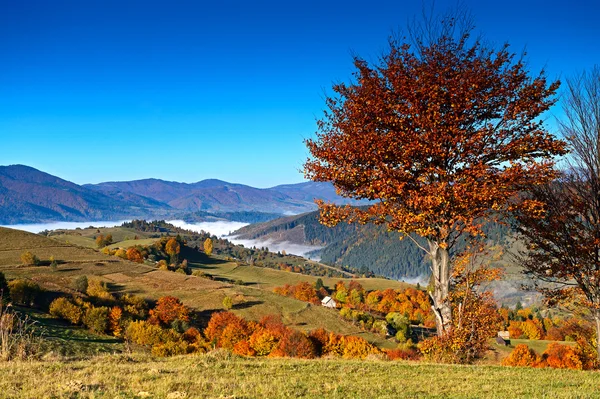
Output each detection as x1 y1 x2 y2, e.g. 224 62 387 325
496 331 511 346
321 296 337 308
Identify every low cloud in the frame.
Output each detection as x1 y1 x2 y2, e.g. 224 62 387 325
227 236 323 258
400 274 429 286
167 220 249 237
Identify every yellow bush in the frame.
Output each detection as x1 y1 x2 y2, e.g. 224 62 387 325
49 297 83 324
83 306 109 334
86 279 114 301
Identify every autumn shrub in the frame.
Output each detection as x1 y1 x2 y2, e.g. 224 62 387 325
205 312 246 345
20 251 39 266
49 297 83 324
233 340 255 356
157 260 169 270
148 296 189 327
386 347 421 361
108 306 123 337
8 280 42 307
342 335 379 359
521 319 544 340
502 344 542 367
269 330 316 359
307 328 329 356
151 339 189 357
126 247 144 263
545 327 566 341
323 332 345 357
86 279 114 301
508 322 525 339
543 342 583 370
120 294 148 319
83 306 109 334
126 320 166 347
248 328 279 356
219 320 251 350
183 327 208 353
125 319 190 356
222 296 233 310
114 248 127 259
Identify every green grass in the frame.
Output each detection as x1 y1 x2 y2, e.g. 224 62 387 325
107 238 159 249
47 234 97 248
0 353 598 398
189 256 408 292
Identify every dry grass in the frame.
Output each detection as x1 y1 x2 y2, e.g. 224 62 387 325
0 352 598 398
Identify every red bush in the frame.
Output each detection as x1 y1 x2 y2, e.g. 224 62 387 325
148 296 190 326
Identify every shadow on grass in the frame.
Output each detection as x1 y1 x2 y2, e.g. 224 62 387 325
233 300 263 310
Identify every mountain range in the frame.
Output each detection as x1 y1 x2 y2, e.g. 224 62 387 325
0 164 366 224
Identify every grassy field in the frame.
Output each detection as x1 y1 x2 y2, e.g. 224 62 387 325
1 352 598 398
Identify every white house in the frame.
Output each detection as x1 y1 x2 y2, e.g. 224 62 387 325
321 296 337 308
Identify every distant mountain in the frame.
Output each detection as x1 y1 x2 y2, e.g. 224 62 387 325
269 181 371 206
0 165 367 224
0 165 171 224
87 178 367 215
231 211 511 280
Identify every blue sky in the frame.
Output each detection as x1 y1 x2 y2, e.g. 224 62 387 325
1 0 598 187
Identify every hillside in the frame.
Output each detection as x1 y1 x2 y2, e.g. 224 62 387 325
232 211 512 280
0 226 404 348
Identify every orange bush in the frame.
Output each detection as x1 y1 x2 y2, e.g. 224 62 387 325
148 296 189 326
508 322 524 339
270 330 315 359
126 247 144 263
543 343 583 370
386 347 421 361
108 306 123 337
502 344 542 367
233 340 255 356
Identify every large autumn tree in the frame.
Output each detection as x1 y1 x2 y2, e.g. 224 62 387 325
512 66 600 363
304 16 567 335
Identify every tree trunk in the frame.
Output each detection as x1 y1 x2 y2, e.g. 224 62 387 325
595 311 600 365
428 239 452 336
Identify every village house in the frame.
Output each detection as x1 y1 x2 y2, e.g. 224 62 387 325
321 296 336 308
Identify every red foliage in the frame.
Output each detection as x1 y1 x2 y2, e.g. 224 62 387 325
270 330 316 359
273 282 320 304
543 343 583 370
126 247 144 263
386 348 421 361
148 296 190 326
205 311 246 344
